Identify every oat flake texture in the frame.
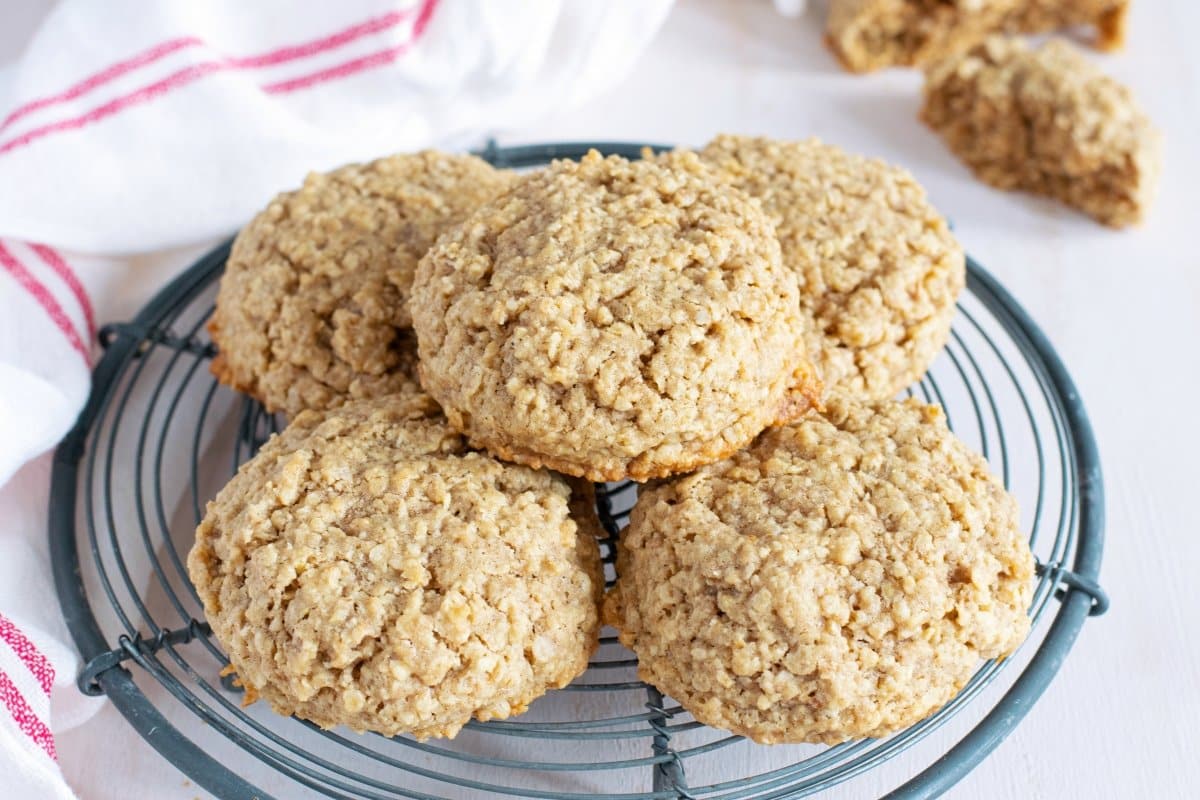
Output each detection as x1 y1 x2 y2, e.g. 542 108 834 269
696 135 965 403
187 392 603 740
209 151 514 417
411 150 822 483
606 397 1034 744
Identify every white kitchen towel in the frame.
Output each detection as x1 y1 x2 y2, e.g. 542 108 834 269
0 1 672 796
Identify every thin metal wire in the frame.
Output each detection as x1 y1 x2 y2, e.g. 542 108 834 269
941 335 989 461
142 312 214 626
50 144 1105 800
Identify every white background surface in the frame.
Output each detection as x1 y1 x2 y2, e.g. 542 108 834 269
3 0 1199 798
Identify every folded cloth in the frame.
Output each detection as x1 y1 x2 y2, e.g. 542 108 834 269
0 1 671 796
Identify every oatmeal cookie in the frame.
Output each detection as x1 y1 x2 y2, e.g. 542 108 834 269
605 396 1033 744
826 0 1127 73
410 150 822 483
210 151 513 416
923 36 1161 227
187 392 603 740
696 135 964 402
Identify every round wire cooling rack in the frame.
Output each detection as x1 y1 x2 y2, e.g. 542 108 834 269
49 142 1108 800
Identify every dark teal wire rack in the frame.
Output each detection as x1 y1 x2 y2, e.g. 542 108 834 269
49 142 1107 800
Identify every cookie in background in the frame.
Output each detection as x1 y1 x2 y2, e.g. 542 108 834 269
826 0 1128 73
922 36 1161 227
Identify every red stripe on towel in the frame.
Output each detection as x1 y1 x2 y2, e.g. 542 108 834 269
0 670 56 760
264 0 438 93
0 613 54 696
0 241 90 363
0 8 421 156
228 10 409 69
0 37 202 133
29 244 95 340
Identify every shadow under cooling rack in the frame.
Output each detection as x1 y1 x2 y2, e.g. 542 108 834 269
49 142 1106 800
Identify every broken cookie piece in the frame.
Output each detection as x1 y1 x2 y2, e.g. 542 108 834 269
922 36 1160 227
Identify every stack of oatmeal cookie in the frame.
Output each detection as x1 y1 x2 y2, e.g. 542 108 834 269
189 139 1034 746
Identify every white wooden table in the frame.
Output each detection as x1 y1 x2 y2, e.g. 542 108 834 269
6 0 1198 797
